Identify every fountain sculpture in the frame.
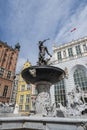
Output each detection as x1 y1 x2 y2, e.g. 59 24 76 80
0 39 87 130
21 39 64 116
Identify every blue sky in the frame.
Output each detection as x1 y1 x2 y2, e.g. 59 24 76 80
0 0 87 72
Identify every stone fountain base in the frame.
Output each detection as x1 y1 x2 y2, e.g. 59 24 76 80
35 81 51 115
21 65 64 116
0 116 87 130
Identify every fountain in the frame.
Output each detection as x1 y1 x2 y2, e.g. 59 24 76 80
21 39 64 116
0 39 87 130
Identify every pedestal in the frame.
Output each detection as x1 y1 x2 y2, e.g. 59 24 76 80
21 65 64 116
35 81 51 115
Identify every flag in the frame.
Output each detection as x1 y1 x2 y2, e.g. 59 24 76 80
70 28 76 32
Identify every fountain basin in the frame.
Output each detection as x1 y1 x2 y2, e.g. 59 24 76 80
0 116 87 130
21 65 64 84
21 65 64 115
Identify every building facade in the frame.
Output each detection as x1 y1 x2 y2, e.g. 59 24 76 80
0 41 20 103
16 61 32 115
51 37 87 107
10 74 19 104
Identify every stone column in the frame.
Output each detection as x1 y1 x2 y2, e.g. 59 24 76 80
35 81 51 115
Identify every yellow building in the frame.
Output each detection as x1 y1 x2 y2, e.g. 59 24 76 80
16 61 32 115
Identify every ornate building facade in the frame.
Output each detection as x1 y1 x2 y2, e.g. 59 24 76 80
16 61 32 115
10 74 19 104
51 37 87 106
0 41 20 103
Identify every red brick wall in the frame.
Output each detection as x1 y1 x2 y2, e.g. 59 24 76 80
0 41 20 103
0 78 13 103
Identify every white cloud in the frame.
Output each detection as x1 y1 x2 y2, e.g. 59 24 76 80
0 0 87 72
54 2 87 44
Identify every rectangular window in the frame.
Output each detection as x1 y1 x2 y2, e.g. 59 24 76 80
19 105 22 111
3 86 8 97
0 67 4 77
21 85 25 91
7 71 11 79
57 51 62 61
27 84 30 90
68 48 73 57
25 105 29 111
75 45 81 55
26 94 30 103
55 79 66 107
20 95 24 103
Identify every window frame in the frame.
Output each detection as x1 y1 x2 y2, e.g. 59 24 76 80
75 45 81 55
20 95 24 103
68 47 73 57
3 85 8 97
26 94 30 103
57 51 62 61
73 68 87 91
0 67 4 77
55 79 66 107
7 71 11 79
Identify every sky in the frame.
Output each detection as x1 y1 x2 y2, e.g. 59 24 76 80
0 0 87 73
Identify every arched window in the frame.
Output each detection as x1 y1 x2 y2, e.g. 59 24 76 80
54 79 66 107
73 68 87 91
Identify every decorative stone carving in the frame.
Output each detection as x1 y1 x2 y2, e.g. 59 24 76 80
64 67 69 78
0 102 14 113
13 104 19 114
29 68 36 77
35 82 51 115
67 86 87 116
